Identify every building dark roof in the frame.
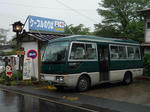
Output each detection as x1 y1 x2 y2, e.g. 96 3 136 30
20 31 70 42
137 8 150 13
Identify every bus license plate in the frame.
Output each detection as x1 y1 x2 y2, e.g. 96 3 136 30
45 76 55 81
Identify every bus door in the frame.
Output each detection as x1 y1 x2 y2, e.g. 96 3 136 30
98 44 109 81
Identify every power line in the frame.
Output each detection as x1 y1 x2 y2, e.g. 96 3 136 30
55 0 98 23
0 2 66 10
0 1 99 23
0 2 96 12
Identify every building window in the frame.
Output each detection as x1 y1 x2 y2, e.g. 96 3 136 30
147 22 150 29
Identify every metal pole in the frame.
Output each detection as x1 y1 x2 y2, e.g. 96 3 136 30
16 32 20 81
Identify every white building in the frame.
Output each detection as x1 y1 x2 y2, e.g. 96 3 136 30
139 8 150 54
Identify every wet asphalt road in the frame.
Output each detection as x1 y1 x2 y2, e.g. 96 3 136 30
0 90 90 112
1 79 150 112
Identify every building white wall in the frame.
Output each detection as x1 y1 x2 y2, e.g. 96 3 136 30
145 14 150 43
145 30 150 42
22 42 39 80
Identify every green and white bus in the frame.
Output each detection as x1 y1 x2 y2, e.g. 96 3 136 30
40 35 143 91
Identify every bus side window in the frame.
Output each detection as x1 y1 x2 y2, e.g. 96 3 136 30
86 44 97 59
134 47 140 59
70 50 75 59
70 43 97 60
75 47 85 59
118 46 127 59
70 43 85 60
127 47 134 59
110 46 119 59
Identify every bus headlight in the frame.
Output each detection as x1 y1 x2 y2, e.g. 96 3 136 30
56 76 64 82
40 75 45 80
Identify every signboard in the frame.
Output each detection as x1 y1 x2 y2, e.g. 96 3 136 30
6 65 12 78
16 51 25 55
28 15 65 32
27 49 37 59
23 58 33 80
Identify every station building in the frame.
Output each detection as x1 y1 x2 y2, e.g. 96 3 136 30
20 31 69 80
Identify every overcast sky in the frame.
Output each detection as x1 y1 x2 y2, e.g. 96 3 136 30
0 0 102 40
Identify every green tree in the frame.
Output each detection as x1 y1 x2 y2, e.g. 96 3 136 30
0 28 9 45
65 24 90 35
95 0 150 42
94 23 121 37
7 35 17 48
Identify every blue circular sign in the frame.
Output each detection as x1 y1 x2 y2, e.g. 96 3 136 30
27 49 37 59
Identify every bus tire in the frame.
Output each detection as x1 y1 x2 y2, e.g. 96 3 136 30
123 72 132 85
77 75 90 92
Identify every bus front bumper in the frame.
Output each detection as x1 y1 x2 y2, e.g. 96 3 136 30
40 73 80 88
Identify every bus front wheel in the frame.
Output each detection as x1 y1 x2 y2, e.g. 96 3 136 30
77 75 90 92
123 72 132 85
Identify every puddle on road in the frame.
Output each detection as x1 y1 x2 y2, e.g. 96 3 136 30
81 79 150 106
0 90 87 112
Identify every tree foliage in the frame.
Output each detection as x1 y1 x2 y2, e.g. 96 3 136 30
65 24 90 35
95 0 150 42
143 54 150 76
0 28 9 45
7 35 16 48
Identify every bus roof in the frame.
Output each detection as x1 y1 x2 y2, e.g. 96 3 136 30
49 35 140 45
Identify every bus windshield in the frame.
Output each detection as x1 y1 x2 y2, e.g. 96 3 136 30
42 42 69 63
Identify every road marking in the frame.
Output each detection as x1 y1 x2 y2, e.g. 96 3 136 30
0 88 99 112
62 96 79 101
34 85 56 90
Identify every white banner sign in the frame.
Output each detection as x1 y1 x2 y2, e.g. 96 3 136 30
23 58 33 80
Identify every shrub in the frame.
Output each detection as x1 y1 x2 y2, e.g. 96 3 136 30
143 54 150 76
12 70 23 80
0 72 7 80
23 80 33 85
0 70 23 81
